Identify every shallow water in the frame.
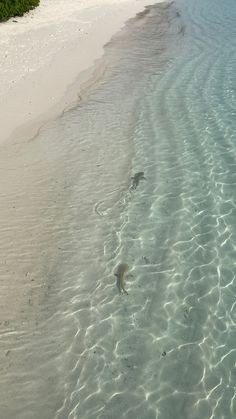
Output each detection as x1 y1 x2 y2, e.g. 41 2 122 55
0 0 236 418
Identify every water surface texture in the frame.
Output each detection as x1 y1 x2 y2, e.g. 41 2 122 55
1 1 236 418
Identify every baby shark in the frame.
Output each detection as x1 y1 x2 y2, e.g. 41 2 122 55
131 171 146 189
114 262 130 295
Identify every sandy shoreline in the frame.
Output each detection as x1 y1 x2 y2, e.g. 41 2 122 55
0 0 165 324
0 0 168 333
0 0 162 144
0 2 166 416
0 0 168 338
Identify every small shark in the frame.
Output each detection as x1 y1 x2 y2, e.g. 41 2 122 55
131 172 146 189
114 263 130 295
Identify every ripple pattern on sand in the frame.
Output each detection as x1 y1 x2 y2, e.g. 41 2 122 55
114 0 236 418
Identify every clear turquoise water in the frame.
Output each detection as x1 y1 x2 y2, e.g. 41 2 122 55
105 1 236 418
1 1 236 418
119 0 236 417
113 0 236 418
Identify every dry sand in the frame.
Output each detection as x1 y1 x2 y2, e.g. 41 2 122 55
0 0 160 144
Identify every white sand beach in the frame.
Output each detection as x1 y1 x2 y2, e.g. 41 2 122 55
0 0 161 144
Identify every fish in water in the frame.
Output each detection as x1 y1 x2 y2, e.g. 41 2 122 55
131 171 146 189
114 262 129 295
